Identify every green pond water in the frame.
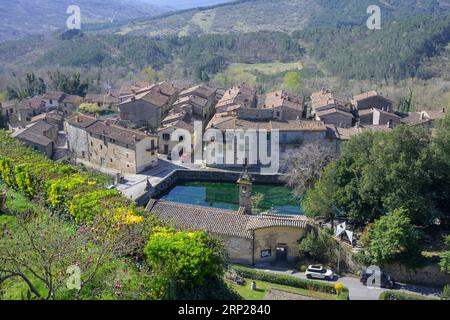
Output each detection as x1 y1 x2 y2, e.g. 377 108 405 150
160 181 303 215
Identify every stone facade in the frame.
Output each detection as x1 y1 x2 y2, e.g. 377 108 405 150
253 226 306 264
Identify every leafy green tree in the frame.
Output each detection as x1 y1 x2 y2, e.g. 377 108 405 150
48 71 89 96
304 125 441 227
144 228 227 299
282 71 301 94
251 192 264 214
366 209 420 264
302 163 337 227
439 235 450 274
142 66 164 83
298 227 336 263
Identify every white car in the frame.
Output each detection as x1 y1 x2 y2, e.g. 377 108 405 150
305 265 334 281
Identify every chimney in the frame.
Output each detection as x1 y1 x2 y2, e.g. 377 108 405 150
420 112 424 120
76 115 80 122
442 107 445 113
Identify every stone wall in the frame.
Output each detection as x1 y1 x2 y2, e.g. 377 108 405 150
253 226 306 264
383 263 450 287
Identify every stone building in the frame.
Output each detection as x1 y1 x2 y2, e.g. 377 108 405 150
215 84 257 113
315 106 354 128
146 171 309 265
42 91 66 110
157 105 202 156
11 120 58 157
175 84 217 121
84 93 119 111
358 108 401 126
119 82 180 130
352 91 394 112
206 108 331 167
85 121 159 174
310 89 347 116
65 113 159 174
262 90 304 121
400 108 446 128
65 113 98 160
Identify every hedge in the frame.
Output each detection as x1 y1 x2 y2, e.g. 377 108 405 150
231 265 349 300
379 291 436 300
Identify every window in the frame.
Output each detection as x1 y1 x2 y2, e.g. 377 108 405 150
49 100 53 104
179 136 184 142
162 133 170 141
90 142 93 146
151 151 155 156
110 158 113 163
100 145 103 150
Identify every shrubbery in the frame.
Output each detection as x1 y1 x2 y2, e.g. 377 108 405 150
231 265 349 300
379 291 436 300
0 131 143 225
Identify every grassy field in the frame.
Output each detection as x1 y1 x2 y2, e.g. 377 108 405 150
227 278 337 300
0 182 34 214
228 61 303 76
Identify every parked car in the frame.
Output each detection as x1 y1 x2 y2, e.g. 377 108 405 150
305 265 334 281
360 267 396 289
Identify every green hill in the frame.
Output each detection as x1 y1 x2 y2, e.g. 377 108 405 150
97 0 450 37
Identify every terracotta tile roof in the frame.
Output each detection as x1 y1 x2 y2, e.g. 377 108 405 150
84 93 118 104
311 89 347 110
352 91 378 102
17 96 44 110
352 91 394 105
13 120 55 146
120 82 179 107
86 121 154 146
208 115 327 132
146 200 308 239
158 110 201 133
358 108 400 118
263 90 303 110
42 91 65 102
216 84 256 109
401 109 446 124
66 113 98 128
336 124 393 140
316 107 353 118
179 84 216 99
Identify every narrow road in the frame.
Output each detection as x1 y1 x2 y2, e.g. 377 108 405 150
252 266 442 300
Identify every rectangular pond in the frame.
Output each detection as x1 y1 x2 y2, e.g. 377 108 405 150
159 181 304 215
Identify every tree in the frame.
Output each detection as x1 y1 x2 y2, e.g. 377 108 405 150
439 235 450 274
0 210 138 299
302 163 337 227
142 66 164 83
48 71 89 96
251 193 264 214
304 126 442 227
433 112 450 224
7 73 46 100
144 227 227 299
366 209 420 265
282 71 301 94
282 143 337 197
298 227 336 263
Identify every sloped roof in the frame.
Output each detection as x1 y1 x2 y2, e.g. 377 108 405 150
146 200 308 239
86 121 154 146
264 90 303 110
13 120 54 146
65 113 98 128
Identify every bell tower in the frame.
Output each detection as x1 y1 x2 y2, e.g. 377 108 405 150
237 167 253 215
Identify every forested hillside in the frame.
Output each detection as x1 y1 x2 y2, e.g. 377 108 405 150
296 15 450 80
0 0 169 42
99 0 450 37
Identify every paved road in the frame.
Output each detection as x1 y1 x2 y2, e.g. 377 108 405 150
252 266 442 300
